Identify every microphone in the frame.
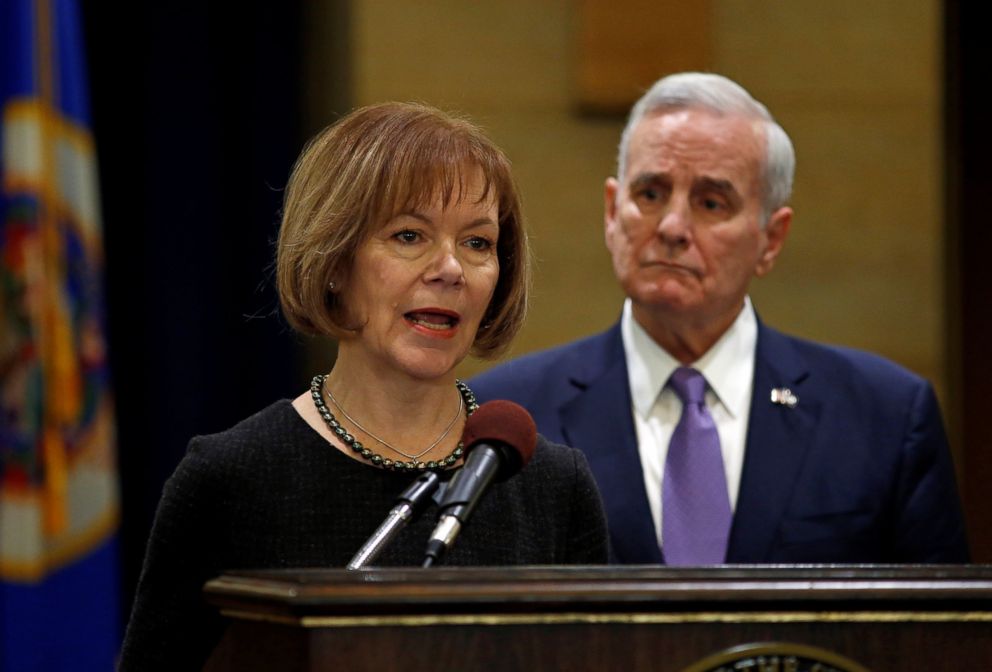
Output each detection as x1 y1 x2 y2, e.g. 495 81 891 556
422 400 537 567
347 470 440 569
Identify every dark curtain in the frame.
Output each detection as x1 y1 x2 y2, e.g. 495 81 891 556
82 3 306 621
945 0 992 562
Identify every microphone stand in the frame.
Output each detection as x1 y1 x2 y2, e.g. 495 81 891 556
347 471 440 570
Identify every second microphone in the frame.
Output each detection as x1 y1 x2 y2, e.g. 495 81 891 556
423 400 538 567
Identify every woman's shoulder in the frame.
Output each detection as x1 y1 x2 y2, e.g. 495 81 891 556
516 433 595 488
195 399 301 444
529 433 583 468
179 399 321 470
517 434 602 510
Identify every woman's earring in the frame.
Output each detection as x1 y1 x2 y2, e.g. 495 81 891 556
328 281 337 291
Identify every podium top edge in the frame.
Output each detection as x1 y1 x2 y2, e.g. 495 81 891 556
211 564 992 584
203 564 992 612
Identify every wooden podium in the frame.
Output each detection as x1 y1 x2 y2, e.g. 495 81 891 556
204 565 992 671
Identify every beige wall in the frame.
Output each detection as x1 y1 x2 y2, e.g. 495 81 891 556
712 2 944 393
311 0 945 395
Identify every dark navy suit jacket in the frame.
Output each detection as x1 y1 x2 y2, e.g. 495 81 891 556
471 321 969 564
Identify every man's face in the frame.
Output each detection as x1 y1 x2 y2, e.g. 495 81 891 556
604 108 791 334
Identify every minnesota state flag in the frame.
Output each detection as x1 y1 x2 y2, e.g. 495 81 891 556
1 0 120 669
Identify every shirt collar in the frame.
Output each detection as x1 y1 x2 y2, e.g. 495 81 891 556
621 297 758 419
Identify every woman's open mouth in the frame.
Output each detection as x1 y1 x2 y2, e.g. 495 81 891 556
404 309 461 337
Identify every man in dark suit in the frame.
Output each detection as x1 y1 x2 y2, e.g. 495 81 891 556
471 72 968 564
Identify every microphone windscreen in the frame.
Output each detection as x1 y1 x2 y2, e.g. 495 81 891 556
461 400 537 478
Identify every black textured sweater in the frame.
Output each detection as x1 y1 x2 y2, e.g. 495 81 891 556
119 400 608 670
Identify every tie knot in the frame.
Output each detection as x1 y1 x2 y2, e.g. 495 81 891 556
668 367 707 405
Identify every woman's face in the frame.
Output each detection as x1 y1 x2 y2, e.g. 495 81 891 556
338 169 500 381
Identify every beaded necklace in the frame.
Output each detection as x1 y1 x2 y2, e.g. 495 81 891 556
325 385 462 460
309 374 478 471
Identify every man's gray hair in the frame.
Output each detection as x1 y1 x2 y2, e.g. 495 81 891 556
617 72 795 218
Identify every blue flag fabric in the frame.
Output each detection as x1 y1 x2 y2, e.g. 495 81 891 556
1 0 120 669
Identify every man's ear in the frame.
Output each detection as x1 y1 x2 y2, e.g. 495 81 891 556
755 206 792 277
604 177 620 242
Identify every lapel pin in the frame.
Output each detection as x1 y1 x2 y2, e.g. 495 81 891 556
770 387 798 408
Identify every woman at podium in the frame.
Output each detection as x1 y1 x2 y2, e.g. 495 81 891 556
119 102 609 669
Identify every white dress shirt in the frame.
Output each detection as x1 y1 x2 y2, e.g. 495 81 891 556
620 297 758 548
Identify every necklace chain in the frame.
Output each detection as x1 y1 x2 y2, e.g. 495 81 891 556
324 385 462 460
310 374 478 471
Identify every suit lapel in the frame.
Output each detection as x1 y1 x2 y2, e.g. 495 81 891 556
727 324 821 562
558 325 663 564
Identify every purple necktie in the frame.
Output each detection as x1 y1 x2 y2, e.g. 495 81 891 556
662 367 732 565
